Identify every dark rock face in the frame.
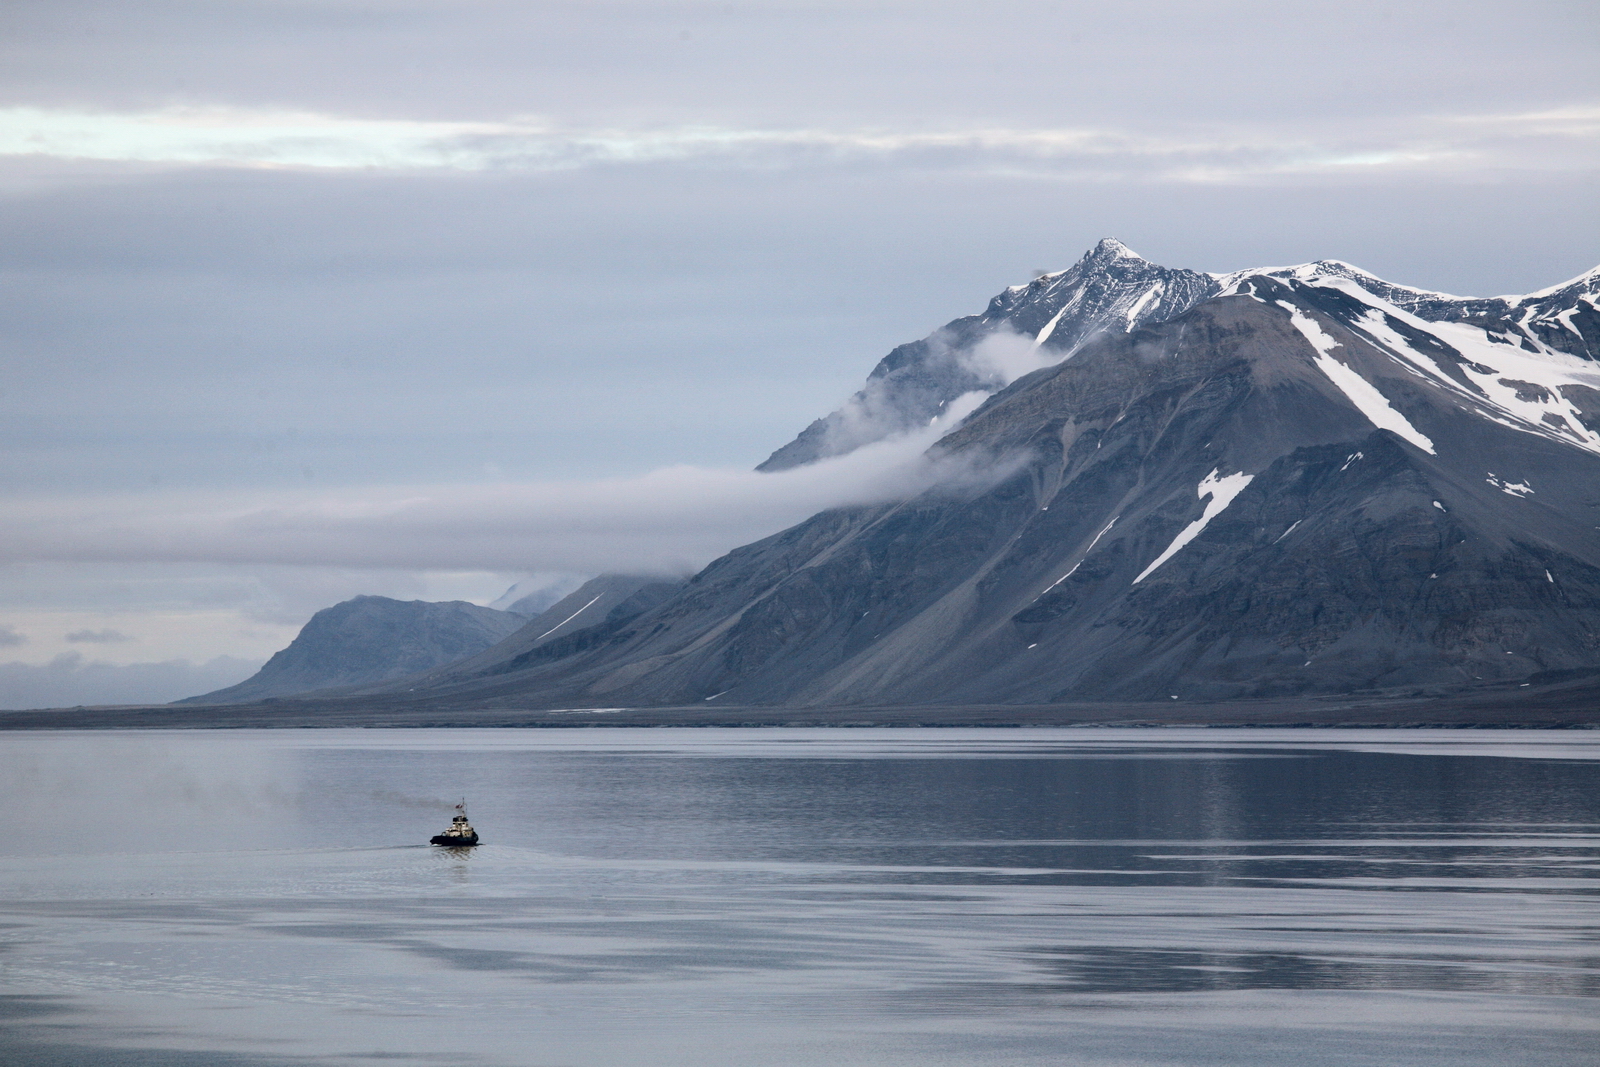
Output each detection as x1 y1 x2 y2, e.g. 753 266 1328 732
184 596 526 703
376 245 1600 710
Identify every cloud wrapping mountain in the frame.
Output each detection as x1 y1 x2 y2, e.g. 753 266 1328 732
0 414 1018 574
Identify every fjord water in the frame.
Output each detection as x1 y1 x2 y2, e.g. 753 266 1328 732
1 729 1596 1066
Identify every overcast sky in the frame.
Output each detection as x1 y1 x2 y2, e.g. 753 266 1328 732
2 0 1597 706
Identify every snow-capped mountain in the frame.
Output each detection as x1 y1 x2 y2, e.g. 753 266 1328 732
761 239 1600 470
327 243 1600 710
759 239 1222 470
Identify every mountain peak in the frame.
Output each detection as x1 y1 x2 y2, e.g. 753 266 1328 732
1087 237 1142 261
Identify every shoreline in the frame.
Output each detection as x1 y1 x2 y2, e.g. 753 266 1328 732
3 680 1597 731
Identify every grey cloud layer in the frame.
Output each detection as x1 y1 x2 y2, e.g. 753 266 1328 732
0 426 1024 574
5 1 1592 127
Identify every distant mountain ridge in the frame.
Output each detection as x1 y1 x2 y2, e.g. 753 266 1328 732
489 574 590 618
183 596 526 703
350 575 686 697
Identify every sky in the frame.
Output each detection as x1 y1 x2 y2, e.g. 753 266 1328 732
2 0 1597 707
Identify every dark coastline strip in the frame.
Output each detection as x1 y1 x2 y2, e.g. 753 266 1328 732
1 680 1598 731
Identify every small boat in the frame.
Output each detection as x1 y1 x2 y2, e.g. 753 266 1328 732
430 801 480 847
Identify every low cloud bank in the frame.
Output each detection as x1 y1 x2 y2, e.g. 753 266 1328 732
0 652 263 710
1 421 1023 575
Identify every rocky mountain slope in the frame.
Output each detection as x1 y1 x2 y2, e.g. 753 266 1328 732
759 239 1221 470
184 596 526 703
357 242 1600 709
350 574 686 697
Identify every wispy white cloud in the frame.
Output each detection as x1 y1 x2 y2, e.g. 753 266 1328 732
0 415 1023 575
1452 105 1600 136
2 103 1594 182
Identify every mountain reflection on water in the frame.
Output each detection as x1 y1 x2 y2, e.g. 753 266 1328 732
0 727 1595 1066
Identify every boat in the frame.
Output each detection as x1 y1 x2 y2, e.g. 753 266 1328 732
430 801 480 847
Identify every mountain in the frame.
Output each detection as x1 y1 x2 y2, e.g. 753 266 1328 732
183 596 527 703
352 241 1600 710
760 239 1221 470
760 239 1600 471
351 574 686 697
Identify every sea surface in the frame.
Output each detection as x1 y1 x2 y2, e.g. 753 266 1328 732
0 727 1596 1066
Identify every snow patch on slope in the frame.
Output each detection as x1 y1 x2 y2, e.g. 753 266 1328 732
1278 301 1437 454
1124 282 1162 326
1033 305 1069 347
1133 469 1254 584
1486 472 1534 497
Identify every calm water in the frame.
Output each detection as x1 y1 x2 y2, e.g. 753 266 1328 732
0 728 1596 1066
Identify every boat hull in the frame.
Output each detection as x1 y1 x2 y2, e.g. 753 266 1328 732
430 834 479 847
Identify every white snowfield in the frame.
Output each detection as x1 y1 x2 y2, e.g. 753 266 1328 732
1421 318 1600 455
1254 273 1600 458
1133 469 1255 585
535 594 604 641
